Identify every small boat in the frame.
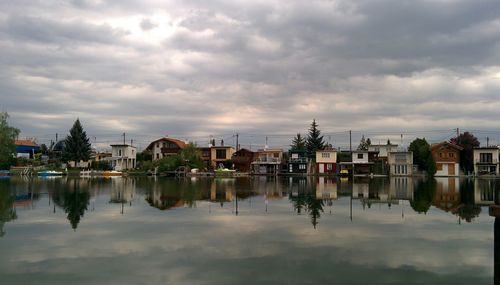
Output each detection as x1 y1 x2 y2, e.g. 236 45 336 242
0 170 10 179
102 170 122 177
38 170 63 177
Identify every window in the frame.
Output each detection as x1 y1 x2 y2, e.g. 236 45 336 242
118 150 122 156
299 164 306 170
216 149 226 159
156 153 159 159
322 153 330 158
327 164 333 170
449 152 454 158
274 153 279 158
480 153 493 163
439 152 443 158
292 153 298 159
156 143 159 148
357 153 363 159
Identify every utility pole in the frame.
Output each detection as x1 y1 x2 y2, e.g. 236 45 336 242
349 130 352 152
131 139 133 146
123 133 126 145
55 133 58 142
236 133 239 151
456 128 459 138
487 137 490 147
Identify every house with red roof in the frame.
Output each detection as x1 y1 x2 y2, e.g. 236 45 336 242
146 137 187 161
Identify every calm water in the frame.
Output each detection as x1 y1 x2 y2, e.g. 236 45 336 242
0 176 497 285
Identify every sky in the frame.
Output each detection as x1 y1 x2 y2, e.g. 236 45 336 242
1 0 500 150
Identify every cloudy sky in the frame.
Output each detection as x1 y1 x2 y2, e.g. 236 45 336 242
1 0 500 149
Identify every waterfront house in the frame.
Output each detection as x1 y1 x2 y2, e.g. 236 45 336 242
316 148 337 174
210 145 235 169
105 144 137 171
14 139 40 159
387 151 413 176
251 148 283 175
351 151 378 175
473 147 500 176
146 137 187 161
232 148 255 172
431 142 463 176
287 149 308 174
368 143 398 158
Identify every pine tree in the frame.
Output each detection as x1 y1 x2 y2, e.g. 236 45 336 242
306 119 325 158
62 119 91 166
357 135 368 150
290 133 306 151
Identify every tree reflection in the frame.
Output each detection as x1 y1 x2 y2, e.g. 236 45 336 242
410 179 436 214
455 179 481 223
306 194 324 229
289 178 324 228
52 179 90 230
0 181 16 237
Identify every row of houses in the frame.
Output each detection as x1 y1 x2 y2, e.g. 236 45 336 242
14 136 500 176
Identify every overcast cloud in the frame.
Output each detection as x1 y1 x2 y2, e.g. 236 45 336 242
1 0 500 149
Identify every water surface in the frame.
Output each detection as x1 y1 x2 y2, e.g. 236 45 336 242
0 176 496 284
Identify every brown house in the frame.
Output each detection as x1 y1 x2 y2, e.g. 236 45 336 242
146 137 187 161
431 142 463 176
232 148 255 172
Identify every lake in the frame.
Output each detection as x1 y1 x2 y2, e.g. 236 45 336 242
0 176 497 285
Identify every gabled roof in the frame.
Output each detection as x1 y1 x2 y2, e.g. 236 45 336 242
14 140 39 147
431 141 463 151
146 137 187 150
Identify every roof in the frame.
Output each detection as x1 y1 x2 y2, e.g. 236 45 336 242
317 148 337 152
368 144 398 147
431 141 463 151
473 146 500 150
146 137 187 150
257 148 283 152
14 140 39 147
110 144 136 148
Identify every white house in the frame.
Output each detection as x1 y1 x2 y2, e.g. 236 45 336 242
473 147 500 176
388 151 413 176
106 144 137 171
316 148 337 174
368 144 398 158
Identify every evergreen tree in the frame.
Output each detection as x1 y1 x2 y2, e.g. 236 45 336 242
290 133 306 151
357 135 369 150
306 119 325 158
0 112 20 170
62 119 91 166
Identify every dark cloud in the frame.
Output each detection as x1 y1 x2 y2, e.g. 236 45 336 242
1 0 500 149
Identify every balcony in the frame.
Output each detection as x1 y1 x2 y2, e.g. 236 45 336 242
253 157 281 163
289 157 308 163
475 159 498 164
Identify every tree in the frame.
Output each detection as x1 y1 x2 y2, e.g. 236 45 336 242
306 119 325 158
357 135 369 150
408 138 436 175
290 133 306 151
62 119 91 166
0 112 20 170
366 138 371 146
450 131 479 174
179 143 204 169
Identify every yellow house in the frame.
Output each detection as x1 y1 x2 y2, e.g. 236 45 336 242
210 146 235 169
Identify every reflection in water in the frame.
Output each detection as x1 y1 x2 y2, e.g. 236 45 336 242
0 181 17 237
411 179 436 214
0 176 496 284
52 179 91 230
